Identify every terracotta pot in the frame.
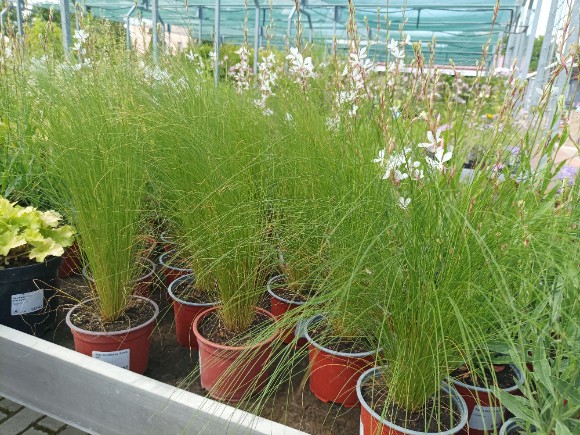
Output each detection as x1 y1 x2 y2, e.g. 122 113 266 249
0 256 62 335
192 306 278 402
160 231 176 252
82 258 156 298
159 250 192 288
358 367 468 435
266 274 307 347
167 274 219 348
59 243 81 278
137 235 158 260
450 365 524 435
304 315 375 408
66 296 159 374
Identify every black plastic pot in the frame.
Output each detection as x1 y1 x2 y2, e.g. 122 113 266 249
0 256 62 335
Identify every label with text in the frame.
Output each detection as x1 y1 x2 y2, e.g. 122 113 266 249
468 404 504 431
92 349 130 369
11 289 45 316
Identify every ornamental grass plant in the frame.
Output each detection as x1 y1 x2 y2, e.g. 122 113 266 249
37 52 151 322
151 59 275 336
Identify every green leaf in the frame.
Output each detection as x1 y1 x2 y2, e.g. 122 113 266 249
28 239 64 263
555 420 573 435
553 378 580 405
497 390 537 425
0 229 26 256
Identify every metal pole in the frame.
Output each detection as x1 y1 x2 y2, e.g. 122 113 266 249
253 0 261 74
333 6 338 36
125 5 137 50
198 6 203 42
515 0 535 68
15 0 24 43
214 0 221 87
505 2 524 65
0 7 9 35
60 0 73 54
519 0 543 80
152 0 158 62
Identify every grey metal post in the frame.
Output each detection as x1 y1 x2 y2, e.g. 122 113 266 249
514 0 535 76
214 0 221 87
0 6 9 35
519 0 543 80
253 0 261 74
152 0 159 62
527 0 559 108
505 2 523 65
15 0 24 43
60 0 73 54
198 6 203 42
125 5 137 50
546 0 580 134
333 6 339 36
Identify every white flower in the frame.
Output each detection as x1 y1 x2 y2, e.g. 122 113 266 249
426 146 453 171
73 29 89 44
287 47 315 87
373 149 386 165
418 128 444 149
263 108 273 116
390 106 401 118
285 112 294 122
325 116 340 131
387 39 398 53
348 104 359 117
394 170 409 182
399 197 411 209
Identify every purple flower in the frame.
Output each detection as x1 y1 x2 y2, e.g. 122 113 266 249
557 166 578 185
507 146 520 155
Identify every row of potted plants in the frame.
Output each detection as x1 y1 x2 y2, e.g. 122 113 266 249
1 14 578 434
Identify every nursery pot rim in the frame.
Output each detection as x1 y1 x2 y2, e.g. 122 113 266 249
0 255 63 282
158 250 192 273
192 305 279 352
357 366 468 435
449 363 524 394
159 231 175 245
82 257 156 284
65 295 159 337
267 274 307 306
499 418 535 435
304 314 375 358
167 274 220 307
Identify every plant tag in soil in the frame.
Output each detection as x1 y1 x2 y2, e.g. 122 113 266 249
295 319 308 338
11 289 44 315
468 405 504 431
92 349 130 369
359 417 364 435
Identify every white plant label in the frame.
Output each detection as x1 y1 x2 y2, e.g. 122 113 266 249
295 319 308 338
11 289 44 316
92 349 130 370
468 404 504 431
359 418 364 435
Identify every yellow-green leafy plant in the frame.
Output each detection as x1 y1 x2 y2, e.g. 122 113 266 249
0 196 75 267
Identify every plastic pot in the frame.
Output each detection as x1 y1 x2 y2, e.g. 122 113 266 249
160 231 175 252
450 365 524 435
82 258 156 298
66 296 159 374
0 256 62 335
59 243 81 278
159 250 192 288
167 274 219 348
266 274 307 347
304 315 375 408
499 418 535 435
192 306 278 402
357 367 468 435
